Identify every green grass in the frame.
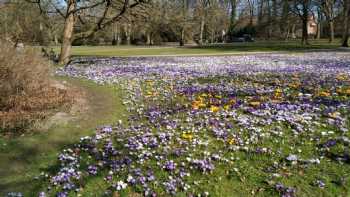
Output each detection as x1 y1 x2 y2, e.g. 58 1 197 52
52 40 342 57
0 77 127 196
2 42 348 196
41 74 350 197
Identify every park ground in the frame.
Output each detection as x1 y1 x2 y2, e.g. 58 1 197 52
53 40 345 57
1 41 350 196
0 77 127 195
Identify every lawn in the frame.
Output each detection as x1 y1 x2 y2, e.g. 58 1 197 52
37 52 350 197
52 40 342 57
0 77 126 196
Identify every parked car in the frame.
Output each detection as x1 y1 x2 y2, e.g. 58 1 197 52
231 34 255 42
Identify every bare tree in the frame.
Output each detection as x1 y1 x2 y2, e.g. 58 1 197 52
247 0 254 26
267 0 272 39
196 0 210 45
257 0 264 25
292 0 312 45
281 0 291 39
342 0 350 47
228 0 238 33
318 0 336 42
272 0 278 35
315 6 323 39
27 0 149 64
13 0 346 48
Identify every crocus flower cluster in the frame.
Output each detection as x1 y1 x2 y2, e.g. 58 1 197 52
40 53 350 196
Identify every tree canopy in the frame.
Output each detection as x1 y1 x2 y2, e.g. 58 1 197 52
0 0 349 63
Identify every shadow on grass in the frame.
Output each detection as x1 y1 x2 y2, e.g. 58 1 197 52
0 142 63 195
186 41 340 52
55 40 344 58
0 77 126 195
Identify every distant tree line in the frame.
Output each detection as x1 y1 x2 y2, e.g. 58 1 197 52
0 0 349 63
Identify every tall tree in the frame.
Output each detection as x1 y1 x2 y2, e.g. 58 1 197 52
257 0 264 25
179 0 188 46
315 6 323 39
281 0 291 39
247 0 254 26
342 0 350 47
320 0 336 42
27 0 149 64
196 0 210 45
205 0 230 43
292 0 312 45
267 0 272 39
0 1 52 45
272 0 278 35
59 0 75 64
228 0 238 34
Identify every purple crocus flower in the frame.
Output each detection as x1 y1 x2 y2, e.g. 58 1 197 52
164 160 176 171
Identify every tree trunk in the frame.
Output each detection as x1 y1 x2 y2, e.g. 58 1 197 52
285 27 290 40
180 28 185 46
229 0 237 31
54 34 59 46
322 1 335 43
180 0 187 46
124 23 131 45
267 0 272 39
342 0 350 47
222 30 225 43
258 0 264 25
146 32 151 45
301 1 309 45
58 0 76 65
302 18 309 45
281 0 289 38
247 0 254 26
199 14 205 45
291 24 296 39
272 0 278 34
128 24 132 45
112 23 119 45
316 9 322 40
317 22 321 39
329 20 334 42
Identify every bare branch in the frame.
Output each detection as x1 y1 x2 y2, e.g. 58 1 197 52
73 0 148 40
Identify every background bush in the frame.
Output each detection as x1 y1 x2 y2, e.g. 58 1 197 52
0 42 72 134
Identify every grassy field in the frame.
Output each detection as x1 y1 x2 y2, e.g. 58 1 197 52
52 40 343 57
2 42 349 196
0 77 126 196
40 53 350 197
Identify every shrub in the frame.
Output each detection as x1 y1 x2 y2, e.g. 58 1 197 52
0 42 72 134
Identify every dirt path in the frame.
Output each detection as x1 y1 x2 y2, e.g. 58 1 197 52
0 77 126 195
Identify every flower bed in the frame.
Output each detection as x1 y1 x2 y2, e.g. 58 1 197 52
43 53 350 196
